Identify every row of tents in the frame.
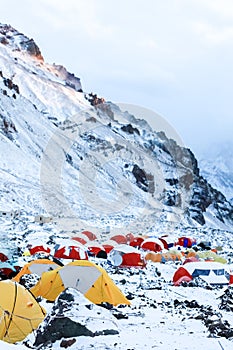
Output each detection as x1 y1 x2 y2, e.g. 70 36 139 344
72 231 197 254
1 251 233 344
0 233 222 278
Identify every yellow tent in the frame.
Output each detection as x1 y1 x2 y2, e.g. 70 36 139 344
0 280 45 344
196 251 227 264
13 259 60 282
31 260 130 306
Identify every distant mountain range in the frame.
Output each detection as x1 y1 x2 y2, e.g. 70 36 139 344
0 23 232 234
199 142 233 205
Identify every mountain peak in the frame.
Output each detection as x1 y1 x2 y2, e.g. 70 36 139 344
0 23 43 61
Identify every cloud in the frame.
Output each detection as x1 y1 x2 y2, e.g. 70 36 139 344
199 0 233 19
193 21 233 45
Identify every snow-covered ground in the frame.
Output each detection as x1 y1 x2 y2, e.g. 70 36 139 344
0 215 233 349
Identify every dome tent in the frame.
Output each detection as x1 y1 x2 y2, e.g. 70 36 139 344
13 259 60 282
31 260 130 306
0 280 45 344
108 244 146 268
173 261 230 286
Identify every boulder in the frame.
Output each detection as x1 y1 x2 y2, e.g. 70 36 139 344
34 288 119 347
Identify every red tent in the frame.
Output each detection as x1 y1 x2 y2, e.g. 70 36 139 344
29 245 51 256
53 245 88 260
108 245 146 268
141 238 164 252
85 242 106 256
110 234 127 244
177 237 196 248
173 266 193 286
173 262 230 286
0 262 20 279
159 236 174 250
82 231 97 241
129 236 144 248
0 252 8 262
72 236 88 245
125 233 134 243
102 240 117 254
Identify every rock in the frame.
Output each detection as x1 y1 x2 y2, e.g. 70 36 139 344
121 124 140 136
0 23 44 60
19 273 40 289
33 288 119 347
60 338 76 348
52 64 82 92
218 286 233 312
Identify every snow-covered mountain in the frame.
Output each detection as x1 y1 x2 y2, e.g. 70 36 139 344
0 23 233 235
199 142 233 206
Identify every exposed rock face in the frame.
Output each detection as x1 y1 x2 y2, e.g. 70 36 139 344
0 23 43 60
52 64 82 92
0 114 17 141
189 176 233 225
33 289 119 347
199 143 233 206
121 124 140 136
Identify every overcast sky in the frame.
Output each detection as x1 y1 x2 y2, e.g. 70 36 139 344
1 0 233 156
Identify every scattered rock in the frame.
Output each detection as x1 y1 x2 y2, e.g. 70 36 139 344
19 273 40 289
218 286 233 312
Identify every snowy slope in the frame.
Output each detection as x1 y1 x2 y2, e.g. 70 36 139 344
0 23 232 237
199 142 233 205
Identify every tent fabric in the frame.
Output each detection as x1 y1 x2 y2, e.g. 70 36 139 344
125 233 134 243
185 250 227 264
109 244 138 254
82 231 97 241
177 237 196 248
0 252 8 262
85 242 106 256
13 259 60 282
183 256 200 264
173 266 193 286
174 275 193 286
173 262 230 286
145 252 162 263
0 262 20 279
0 280 45 343
196 251 227 264
110 235 127 244
72 235 88 245
159 237 174 250
108 245 146 268
30 260 130 306
141 238 164 252
29 245 51 256
145 250 182 263
129 236 144 248
53 245 88 260
102 240 118 253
